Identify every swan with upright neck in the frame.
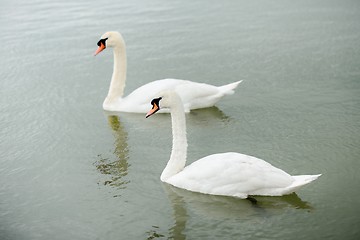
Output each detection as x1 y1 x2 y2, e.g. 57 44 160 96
94 31 242 113
145 91 321 199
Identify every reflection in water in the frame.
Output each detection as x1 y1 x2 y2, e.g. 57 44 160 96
94 115 130 189
146 226 165 240
253 194 313 210
165 186 187 240
189 106 231 123
162 183 313 239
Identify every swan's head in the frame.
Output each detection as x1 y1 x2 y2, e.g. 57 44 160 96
145 91 179 118
94 31 125 56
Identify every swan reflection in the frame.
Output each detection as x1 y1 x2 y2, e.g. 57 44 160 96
189 106 231 124
162 183 313 239
94 115 130 189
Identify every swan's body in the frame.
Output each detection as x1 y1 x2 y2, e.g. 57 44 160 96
95 31 242 113
146 91 321 199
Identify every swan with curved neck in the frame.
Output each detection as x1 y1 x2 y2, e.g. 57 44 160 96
94 31 243 113
146 91 321 198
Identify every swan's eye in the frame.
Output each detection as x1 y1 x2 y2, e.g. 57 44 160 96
97 37 108 47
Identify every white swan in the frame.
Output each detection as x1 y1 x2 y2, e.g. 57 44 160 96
94 31 242 113
145 91 321 199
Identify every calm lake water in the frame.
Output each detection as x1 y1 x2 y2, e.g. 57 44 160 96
1 0 359 239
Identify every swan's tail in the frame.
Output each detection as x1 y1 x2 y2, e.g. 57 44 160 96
283 174 321 195
218 80 243 95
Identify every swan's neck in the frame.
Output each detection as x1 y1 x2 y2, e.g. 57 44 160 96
105 45 127 104
161 98 188 182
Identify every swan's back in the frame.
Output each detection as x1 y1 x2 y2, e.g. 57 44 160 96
116 79 236 112
166 152 319 198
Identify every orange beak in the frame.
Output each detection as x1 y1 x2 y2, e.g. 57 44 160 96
146 102 160 118
94 42 106 56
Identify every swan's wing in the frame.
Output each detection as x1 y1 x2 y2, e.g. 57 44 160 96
123 79 225 112
173 80 242 109
125 79 188 101
173 82 221 110
166 152 294 198
121 79 190 112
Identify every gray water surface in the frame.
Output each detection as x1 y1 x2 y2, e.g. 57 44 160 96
1 0 359 239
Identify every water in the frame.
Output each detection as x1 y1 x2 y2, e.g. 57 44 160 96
1 0 359 239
